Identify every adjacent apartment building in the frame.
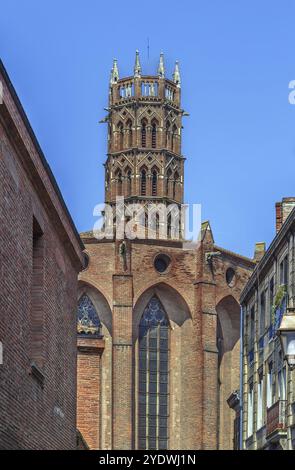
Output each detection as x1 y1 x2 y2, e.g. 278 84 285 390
0 61 84 449
241 198 295 450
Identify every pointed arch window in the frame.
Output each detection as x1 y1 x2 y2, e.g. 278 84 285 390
141 120 147 148
166 168 172 197
127 169 132 196
77 294 102 336
152 169 158 196
138 296 170 450
141 169 147 196
167 213 172 239
151 121 157 149
165 121 170 149
118 122 124 150
116 170 123 196
126 119 132 148
171 125 177 153
173 171 179 200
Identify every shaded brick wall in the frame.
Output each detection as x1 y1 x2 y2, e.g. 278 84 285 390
0 64 83 450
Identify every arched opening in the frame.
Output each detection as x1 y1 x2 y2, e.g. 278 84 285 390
151 120 158 149
116 169 123 196
126 168 132 196
166 168 172 197
141 120 147 148
77 283 113 450
126 119 132 148
117 122 124 150
77 294 102 337
173 171 179 200
171 125 177 153
140 168 147 196
152 169 158 196
167 213 172 239
165 121 170 149
133 283 193 450
138 296 170 450
216 295 240 450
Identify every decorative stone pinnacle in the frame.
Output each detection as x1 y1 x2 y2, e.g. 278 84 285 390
173 60 181 87
110 59 119 84
134 50 141 77
158 52 165 78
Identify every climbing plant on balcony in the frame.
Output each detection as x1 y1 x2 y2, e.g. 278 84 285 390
271 284 287 326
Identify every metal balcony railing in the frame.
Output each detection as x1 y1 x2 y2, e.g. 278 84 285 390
266 399 287 437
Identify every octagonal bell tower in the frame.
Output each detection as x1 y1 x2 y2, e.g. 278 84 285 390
104 51 185 218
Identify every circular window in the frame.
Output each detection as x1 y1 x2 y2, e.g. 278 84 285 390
226 267 236 287
82 252 90 271
154 254 171 274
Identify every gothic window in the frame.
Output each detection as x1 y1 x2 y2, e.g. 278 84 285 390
141 169 147 196
167 213 172 238
117 122 124 150
126 120 133 148
127 169 132 196
165 121 170 148
116 170 123 196
173 171 179 200
77 294 102 336
171 125 177 153
166 168 172 197
151 121 157 149
152 169 158 196
138 296 170 450
141 120 147 148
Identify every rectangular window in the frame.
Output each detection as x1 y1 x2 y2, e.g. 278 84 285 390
280 255 288 286
247 382 254 437
249 306 255 349
269 277 274 325
278 366 286 401
259 292 265 337
257 371 264 430
267 362 273 408
31 217 45 368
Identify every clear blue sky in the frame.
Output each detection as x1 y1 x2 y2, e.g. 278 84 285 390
1 0 295 258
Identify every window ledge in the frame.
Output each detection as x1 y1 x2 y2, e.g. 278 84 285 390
30 362 45 388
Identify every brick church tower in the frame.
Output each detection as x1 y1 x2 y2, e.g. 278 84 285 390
77 52 255 450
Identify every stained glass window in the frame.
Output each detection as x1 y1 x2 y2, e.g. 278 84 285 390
77 294 102 336
138 296 169 450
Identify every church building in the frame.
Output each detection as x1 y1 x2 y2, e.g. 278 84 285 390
77 52 255 450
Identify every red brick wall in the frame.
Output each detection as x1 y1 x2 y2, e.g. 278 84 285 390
78 234 254 450
0 65 83 450
77 338 104 449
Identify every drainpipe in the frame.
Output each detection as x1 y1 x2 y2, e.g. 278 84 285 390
239 303 244 450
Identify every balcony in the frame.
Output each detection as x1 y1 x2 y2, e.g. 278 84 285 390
266 400 287 439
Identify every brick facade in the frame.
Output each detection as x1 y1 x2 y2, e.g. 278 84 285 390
76 52 255 450
0 61 84 449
